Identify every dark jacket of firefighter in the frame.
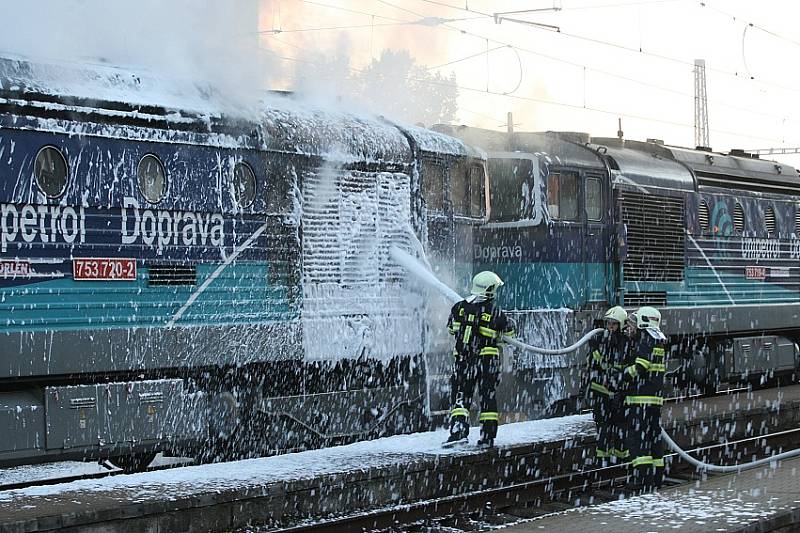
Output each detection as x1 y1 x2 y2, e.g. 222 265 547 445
621 328 667 406
587 329 627 398
447 298 514 358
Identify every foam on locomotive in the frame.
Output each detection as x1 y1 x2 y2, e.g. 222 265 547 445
0 55 487 468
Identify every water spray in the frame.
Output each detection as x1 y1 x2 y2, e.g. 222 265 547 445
389 246 602 354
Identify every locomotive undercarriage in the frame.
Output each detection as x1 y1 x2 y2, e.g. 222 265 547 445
0 353 430 471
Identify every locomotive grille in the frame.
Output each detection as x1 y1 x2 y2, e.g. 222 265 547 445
624 291 667 307
147 265 197 286
764 206 776 236
796 206 800 235
620 191 685 282
698 200 710 231
733 202 745 234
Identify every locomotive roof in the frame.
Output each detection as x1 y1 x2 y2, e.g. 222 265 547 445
431 125 602 168
0 54 417 164
588 138 696 191
591 137 800 194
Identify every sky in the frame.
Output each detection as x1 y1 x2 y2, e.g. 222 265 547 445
260 0 800 168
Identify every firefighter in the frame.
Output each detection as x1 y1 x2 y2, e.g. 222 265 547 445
585 306 628 463
443 271 515 448
619 306 667 491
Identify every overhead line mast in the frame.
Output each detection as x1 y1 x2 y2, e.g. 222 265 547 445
694 59 710 149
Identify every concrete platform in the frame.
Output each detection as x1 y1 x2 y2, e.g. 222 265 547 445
1 383 800 533
0 415 595 533
501 455 800 533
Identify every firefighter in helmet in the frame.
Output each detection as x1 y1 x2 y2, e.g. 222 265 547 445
586 305 628 463
620 306 668 491
444 271 515 448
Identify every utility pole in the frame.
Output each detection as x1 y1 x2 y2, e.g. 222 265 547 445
694 59 710 149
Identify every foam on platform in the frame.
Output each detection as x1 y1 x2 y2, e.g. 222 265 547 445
0 414 591 505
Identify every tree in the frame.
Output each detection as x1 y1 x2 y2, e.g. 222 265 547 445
352 49 458 126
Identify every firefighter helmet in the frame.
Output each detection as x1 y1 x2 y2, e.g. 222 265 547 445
603 306 627 324
631 306 661 329
470 271 504 298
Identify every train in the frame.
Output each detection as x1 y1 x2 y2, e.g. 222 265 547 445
0 54 488 470
2 52 799 471
436 125 800 410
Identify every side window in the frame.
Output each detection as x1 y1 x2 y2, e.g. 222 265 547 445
422 160 445 212
548 171 579 221
487 158 534 222
451 162 486 218
586 177 602 221
469 164 485 217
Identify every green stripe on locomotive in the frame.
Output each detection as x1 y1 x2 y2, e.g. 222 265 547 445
0 262 298 333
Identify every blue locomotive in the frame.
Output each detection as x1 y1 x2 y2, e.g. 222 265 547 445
436 125 800 413
0 55 486 470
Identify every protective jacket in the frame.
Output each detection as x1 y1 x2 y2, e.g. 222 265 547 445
587 329 627 398
447 298 514 358
622 327 667 406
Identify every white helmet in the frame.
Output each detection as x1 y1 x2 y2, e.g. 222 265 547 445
631 306 661 329
603 306 627 324
470 271 504 298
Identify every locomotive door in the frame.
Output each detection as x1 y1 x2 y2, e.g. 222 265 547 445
583 171 611 304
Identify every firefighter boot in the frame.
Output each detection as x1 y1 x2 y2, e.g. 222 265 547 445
477 420 498 448
443 416 469 447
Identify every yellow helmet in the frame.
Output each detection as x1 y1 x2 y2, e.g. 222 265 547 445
631 306 661 329
603 306 627 324
470 271 504 298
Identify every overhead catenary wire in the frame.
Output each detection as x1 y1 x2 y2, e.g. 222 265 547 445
271 51 796 145
412 0 800 96
281 1 800 125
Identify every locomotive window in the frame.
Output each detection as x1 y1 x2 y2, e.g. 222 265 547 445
34 146 68 198
487 158 533 222
764 205 776 236
547 172 579 221
698 200 710 231
421 161 445 212
137 154 167 204
232 162 257 208
451 162 485 218
585 177 602 221
733 202 745 234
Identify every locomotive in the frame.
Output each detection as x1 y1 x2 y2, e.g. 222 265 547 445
436 124 800 413
0 54 487 470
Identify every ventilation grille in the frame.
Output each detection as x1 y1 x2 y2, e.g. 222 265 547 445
795 206 800 235
148 265 197 286
620 191 685 282
733 202 745 234
764 206 776 236
624 291 667 307
698 200 710 231
302 169 412 285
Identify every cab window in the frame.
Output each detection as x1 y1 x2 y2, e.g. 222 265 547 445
586 177 602 221
451 162 486 218
547 171 579 221
487 158 534 222
422 161 445 212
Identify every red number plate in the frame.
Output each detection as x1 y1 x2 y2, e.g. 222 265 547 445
73 258 137 281
745 266 766 281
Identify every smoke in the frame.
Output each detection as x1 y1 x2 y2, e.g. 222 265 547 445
0 0 275 114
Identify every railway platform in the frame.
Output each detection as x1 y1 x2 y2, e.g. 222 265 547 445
0 383 799 533
501 455 800 532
